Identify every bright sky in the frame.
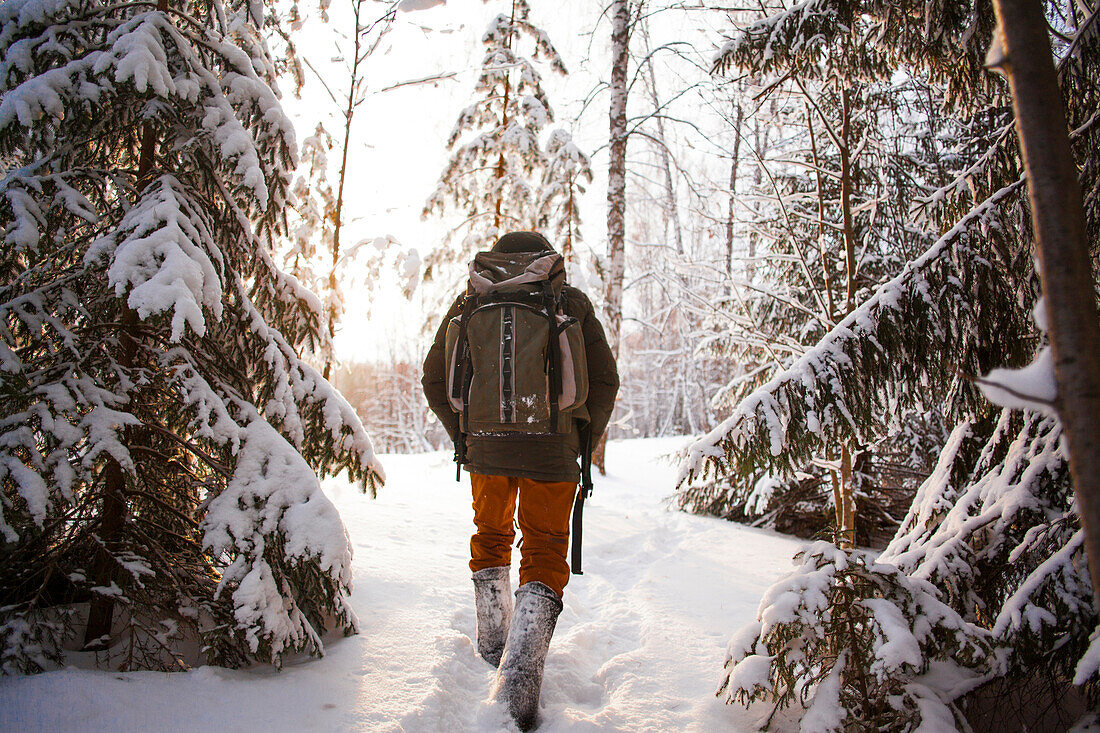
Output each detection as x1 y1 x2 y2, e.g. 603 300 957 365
280 0 735 364
280 0 611 363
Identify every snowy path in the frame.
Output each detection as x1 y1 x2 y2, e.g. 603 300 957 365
0 438 802 732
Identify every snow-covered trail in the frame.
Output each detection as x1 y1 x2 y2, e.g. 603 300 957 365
0 438 802 732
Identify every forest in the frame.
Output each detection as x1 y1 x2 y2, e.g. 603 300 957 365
2 0 1100 730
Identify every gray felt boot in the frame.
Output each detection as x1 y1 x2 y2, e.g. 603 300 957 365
490 581 563 732
473 566 513 666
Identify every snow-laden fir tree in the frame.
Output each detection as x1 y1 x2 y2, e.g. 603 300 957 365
421 0 570 286
682 0 1100 727
537 128 592 264
697 3 962 545
722 539 993 730
0 0 384 674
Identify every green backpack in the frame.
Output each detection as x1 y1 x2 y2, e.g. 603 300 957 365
444 249 588 439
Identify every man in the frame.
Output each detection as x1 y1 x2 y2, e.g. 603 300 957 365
422 231 619 731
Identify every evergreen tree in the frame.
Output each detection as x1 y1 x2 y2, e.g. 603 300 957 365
422 0 566 285
683 0 1100 726
537 128 592 264
721 539 992 730
697 5 962 544
0 0 383 674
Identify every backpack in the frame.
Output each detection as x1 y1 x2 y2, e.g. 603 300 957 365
444 247 595 575
444 249 588 438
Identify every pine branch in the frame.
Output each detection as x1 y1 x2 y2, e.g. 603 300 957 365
677 177 1028 490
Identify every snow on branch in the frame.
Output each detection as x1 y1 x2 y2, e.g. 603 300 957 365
676 177 1026 491
0 6 294 213
712 0 837 77
882 410 1081 618
86 175 224 342
720 540 992 730
231 277 384 493
204 415 356 663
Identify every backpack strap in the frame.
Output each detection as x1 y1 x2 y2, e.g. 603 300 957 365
571 423 594 575
452 294 477 470
542 281 562 432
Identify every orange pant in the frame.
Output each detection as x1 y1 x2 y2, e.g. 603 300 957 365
469 474 578 598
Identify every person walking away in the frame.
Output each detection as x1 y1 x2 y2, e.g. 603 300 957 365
422 231 619 731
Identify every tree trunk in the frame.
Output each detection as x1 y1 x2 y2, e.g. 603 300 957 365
596 0 630 476
83 441 131 649
992 0 1100 609
834 88 859 545
747 117 767 283
839 444 856 548
605 0 629 358
641 21 681 255
726 104 743 284
84 0 169 651
493 1 517 232
325 0 368 381
838 88 857 315
807 105 835 319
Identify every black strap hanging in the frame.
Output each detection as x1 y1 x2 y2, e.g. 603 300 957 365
571 424 594 575
453 294 476 479
454 436 465 481
542 281 562 432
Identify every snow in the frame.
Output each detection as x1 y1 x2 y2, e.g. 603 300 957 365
978 298 1059 416
398 0 446 11
88 176 224 342
979 346 1058 416
800 652 844 733
0 438 804 732
726 653 773 696
862 597 923 673
1075 626 1100 686
907 683 958 733
202 416 358 660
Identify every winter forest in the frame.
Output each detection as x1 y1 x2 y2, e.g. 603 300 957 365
3 0 1100 730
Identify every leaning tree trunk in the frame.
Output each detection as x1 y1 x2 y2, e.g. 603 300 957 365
595 0 630 475
641 20 681 255
991 0 1100 608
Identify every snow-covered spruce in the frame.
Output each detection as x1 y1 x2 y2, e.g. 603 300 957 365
710 0 1000 109
694 2 1100 726
537 128 592 264
421 0 577 287
676 178 1029 498
0 0 382 673
720 541 991 731
881 411 1096 708
694 0 983 541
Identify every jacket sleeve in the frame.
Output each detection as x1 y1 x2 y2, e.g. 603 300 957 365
421 294 465 444
577 292 620 443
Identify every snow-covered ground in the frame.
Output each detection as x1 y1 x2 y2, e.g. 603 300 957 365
0 438 803 732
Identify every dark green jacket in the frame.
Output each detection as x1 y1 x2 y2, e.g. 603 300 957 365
421 235 619 483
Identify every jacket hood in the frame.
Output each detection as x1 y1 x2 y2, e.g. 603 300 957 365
490 231 555 254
